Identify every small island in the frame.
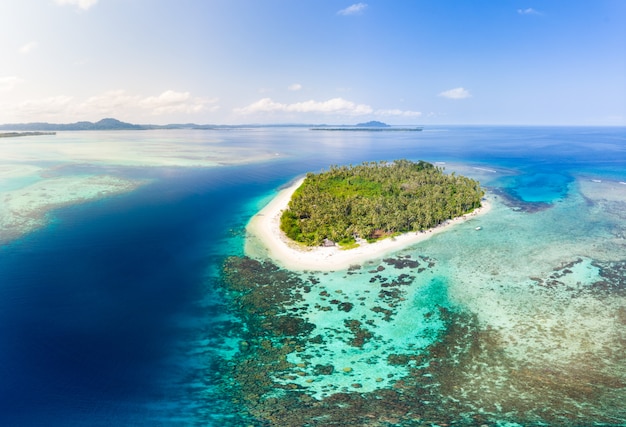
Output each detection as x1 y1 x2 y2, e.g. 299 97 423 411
281 160 484 246
355 120 390 127
246 160 489 270
310 121 422 132
0 131 56 138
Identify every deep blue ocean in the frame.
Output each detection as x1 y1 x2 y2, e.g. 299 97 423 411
0 126 624 426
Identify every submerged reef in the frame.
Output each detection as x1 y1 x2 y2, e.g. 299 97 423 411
219 255 626 426
489 186 552 212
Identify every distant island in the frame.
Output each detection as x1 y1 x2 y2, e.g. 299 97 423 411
0 118 143 131
0 131 56 138
310 121 422 131
356 120 390 127
280 160 484 247
0 118 424 132
0 117 226 131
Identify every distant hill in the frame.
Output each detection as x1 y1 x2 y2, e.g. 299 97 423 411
355 121 390 127
311 120 422 132
0 118 143 131
0 118 414 131
0 118 249 131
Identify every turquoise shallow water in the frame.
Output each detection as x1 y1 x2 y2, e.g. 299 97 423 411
232 176 625 424
0 126 624 425
496 172 573 203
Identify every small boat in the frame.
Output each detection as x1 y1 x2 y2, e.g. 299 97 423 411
475 226 482 231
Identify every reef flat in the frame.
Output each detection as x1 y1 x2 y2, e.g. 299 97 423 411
0 175 146 244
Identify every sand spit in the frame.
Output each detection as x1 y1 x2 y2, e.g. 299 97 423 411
245 178 491 271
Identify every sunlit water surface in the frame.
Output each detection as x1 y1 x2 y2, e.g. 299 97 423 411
0 127 624 426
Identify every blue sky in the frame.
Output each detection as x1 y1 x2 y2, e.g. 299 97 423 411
1 0 624 125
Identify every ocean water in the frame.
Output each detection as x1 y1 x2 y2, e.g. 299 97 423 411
0 126 625 426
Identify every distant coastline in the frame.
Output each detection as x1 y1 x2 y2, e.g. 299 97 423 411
0 118 144 132
311 120 422 131
0 117 424 132
0 131 56 138
0 118 219 131
310 127 423 132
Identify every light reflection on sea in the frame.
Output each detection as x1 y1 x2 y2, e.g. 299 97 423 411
0 126 624 426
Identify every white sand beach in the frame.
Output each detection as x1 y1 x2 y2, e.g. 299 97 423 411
245 178 492 271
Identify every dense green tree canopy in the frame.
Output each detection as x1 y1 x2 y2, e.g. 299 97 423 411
280 159 484 247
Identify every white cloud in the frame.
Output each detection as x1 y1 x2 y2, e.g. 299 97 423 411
235 98 283 113
517 8 541 15
234 97 373 116
19 41 38 55
375 109 422 118
17 96 75 119
84 89 218 116
438 87 471 99
337 3 368 16
82 90 141 115
234 97 422 119
138 90 216 115
55 0 98 10
12 89 217 122
74 58 90 66
288 83 302 91
0 76 24 92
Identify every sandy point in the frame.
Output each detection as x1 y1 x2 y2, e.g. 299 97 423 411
245 177 492 271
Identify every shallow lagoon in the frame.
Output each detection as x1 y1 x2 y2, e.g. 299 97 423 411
0 126 624 425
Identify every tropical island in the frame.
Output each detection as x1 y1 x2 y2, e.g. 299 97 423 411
281 159 483 246
246 160 489 270
356 120 390 127
310 120 422 132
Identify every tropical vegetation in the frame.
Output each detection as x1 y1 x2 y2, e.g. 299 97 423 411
280 159 484 247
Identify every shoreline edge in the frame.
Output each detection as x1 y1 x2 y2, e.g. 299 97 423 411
245 177 492 271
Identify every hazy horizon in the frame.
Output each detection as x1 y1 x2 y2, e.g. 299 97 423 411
2 117 626 128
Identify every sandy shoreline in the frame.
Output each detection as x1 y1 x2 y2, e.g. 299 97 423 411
245 178 492 271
